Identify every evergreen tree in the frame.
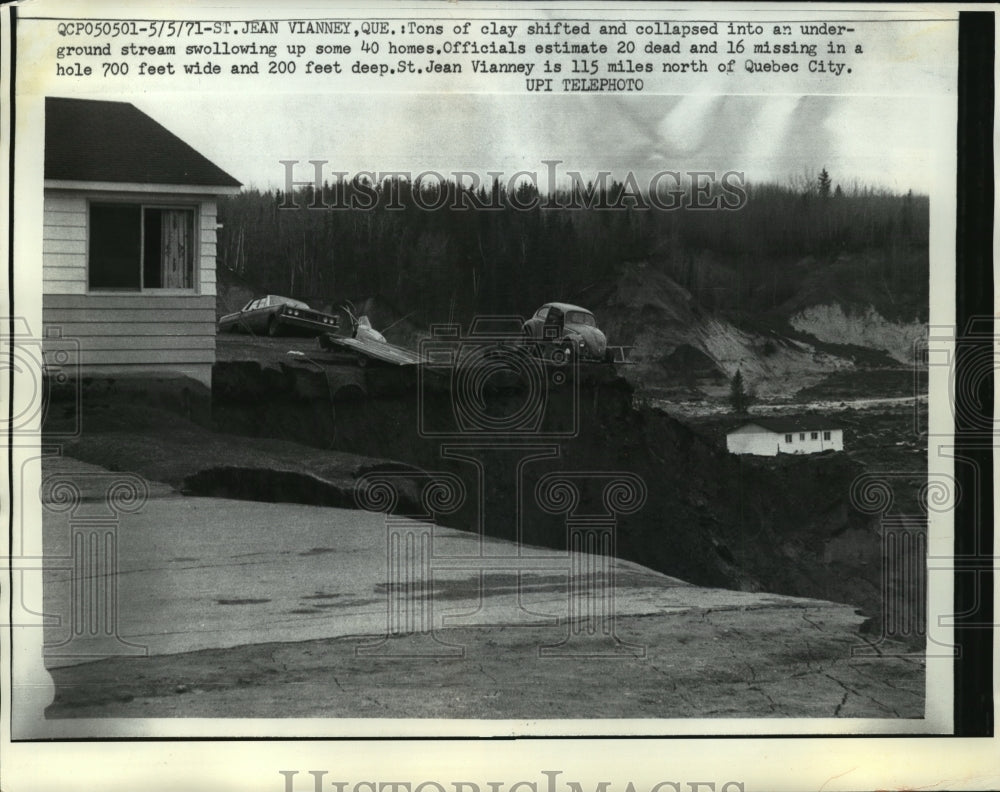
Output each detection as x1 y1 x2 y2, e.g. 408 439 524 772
729 369 751 414
818 168 832 198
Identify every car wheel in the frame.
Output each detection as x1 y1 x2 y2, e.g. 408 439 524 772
356 354 368 368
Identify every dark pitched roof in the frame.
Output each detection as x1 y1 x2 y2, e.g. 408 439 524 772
733 416 842 433
45 97 241 189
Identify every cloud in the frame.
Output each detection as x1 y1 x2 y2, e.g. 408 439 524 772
131 91 940 194
656 94 719 156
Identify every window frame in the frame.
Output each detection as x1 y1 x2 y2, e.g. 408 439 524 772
87 198 200 294
566 310 596 327
823 430 832 440
811 431 819 440
785 434 793 443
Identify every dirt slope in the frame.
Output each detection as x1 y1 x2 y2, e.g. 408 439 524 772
588 263 855 398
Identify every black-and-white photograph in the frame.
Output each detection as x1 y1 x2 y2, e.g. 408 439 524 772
2 1 996 790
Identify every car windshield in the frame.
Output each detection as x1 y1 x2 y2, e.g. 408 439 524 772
270 296 310 310
566 310 596 327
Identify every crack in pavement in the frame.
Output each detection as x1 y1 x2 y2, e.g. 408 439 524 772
748 684 778 713
834 689 849 716
823 670 901 717
801 611 825 631
477 663 499 685
849 664 922 697
853 632 928 664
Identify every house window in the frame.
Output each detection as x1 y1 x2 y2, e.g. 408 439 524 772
89 203 196 290
799 433 805 441
824 431 831 440
785 434 792 443
811 432 818 440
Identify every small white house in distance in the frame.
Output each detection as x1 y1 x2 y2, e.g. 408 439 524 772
726 417 844 456
43 97 242 387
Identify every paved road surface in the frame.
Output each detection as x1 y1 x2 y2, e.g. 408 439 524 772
42 458 827 667
33 457 926 727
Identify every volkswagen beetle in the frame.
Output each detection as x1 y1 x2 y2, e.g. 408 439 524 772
522 302 608 361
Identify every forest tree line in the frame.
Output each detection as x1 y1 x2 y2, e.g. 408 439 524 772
217 173 929 326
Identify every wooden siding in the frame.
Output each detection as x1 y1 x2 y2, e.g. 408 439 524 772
43 293 216 387
43 189 222 386
199 201 217 297
43 193 87 294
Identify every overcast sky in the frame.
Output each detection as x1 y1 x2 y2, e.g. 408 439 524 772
129 92 946 195
19 4 957 198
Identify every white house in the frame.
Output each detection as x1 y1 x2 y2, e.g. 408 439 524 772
43 97 241 387
726 417 844 456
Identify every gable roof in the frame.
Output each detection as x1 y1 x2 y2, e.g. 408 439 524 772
730 416 842 434
45 97 241 189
